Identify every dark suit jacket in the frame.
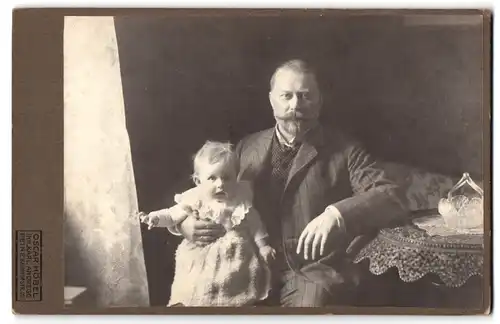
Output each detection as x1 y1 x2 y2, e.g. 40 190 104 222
235 124 409 289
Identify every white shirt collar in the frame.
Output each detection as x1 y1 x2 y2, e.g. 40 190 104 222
275 124 296 148
275 123 315 148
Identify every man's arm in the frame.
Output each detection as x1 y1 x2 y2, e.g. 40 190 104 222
234 137 246 180
331 142 410 237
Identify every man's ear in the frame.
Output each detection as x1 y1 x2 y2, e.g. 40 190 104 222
193 175 201 185
269 91 276 109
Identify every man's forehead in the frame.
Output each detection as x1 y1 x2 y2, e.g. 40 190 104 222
272 68 318 91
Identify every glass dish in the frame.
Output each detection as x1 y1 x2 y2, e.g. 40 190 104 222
437 173 483 233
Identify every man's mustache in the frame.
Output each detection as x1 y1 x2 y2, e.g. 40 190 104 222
276 112 314 121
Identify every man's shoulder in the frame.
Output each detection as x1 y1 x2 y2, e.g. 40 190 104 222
320 125 362 151
236 127 274 148
242 127 274 141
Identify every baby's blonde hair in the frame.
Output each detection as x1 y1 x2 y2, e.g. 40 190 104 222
192 140 237 180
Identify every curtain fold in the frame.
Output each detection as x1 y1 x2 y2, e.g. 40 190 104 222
63 16 149 307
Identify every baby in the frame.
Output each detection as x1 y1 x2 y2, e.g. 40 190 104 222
139 140 275 307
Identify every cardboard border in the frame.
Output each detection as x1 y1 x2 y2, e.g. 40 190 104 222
11 8 492 315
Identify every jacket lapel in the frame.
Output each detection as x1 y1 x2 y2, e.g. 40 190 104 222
285 125 324 189
239 125 325 191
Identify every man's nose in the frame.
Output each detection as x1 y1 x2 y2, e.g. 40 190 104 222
289 95 298 110
289 94 304 111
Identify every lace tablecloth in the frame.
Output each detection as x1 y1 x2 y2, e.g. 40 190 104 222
353 213 484 288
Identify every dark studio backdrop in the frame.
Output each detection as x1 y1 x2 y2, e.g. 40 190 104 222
114 13 484 306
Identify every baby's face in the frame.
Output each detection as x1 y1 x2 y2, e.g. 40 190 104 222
195 161 237 201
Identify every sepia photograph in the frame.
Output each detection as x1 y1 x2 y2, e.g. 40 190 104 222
60 11 490 312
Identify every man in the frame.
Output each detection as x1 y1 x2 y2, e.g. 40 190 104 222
174 59 409 307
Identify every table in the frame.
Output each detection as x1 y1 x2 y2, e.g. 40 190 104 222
64 286 87 307
352 211 486 308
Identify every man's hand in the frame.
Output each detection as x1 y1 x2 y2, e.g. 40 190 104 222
178 215 226 246
296 208 344 260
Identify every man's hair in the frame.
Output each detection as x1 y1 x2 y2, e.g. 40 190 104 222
192 140 236 178
270 59 318 91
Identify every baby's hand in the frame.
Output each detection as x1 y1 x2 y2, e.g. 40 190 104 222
259 245 276 265
138 212 160 230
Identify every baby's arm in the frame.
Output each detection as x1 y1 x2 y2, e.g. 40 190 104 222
246 208 275 263
141 204 189 229
245 207 269 247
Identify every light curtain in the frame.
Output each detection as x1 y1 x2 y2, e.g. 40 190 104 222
63 16 149 307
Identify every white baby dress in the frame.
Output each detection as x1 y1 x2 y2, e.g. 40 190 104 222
168 181 272 307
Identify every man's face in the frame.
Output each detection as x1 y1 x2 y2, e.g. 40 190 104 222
269 69 322 137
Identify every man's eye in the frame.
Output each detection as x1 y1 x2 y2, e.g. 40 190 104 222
296 92 311 101
208 176 216 181
281 93 293 100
